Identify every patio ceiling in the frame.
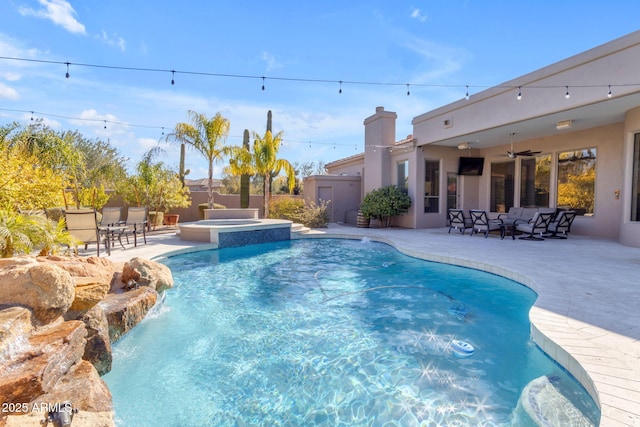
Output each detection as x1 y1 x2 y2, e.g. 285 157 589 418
422 91 640 149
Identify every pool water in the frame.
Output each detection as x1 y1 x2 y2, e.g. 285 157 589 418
104 239 600 426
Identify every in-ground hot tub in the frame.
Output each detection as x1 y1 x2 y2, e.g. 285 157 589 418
178 218 292 248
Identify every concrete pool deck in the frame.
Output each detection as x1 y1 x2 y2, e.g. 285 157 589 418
106 224 640 426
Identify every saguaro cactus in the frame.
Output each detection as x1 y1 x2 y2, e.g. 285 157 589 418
240 129 250 208
178 143 190 187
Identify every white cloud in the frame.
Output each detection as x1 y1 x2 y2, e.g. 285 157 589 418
18 0 86 35
410 8 428 22
0 82 20 100
96 30 127 52
260 51 282 72
2 72 21 81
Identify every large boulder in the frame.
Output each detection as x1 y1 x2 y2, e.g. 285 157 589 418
99 286 158 343
32 359 113 412
121 257 173 292
70 277 110 311
37 256 116 287
0 264 75 324
65 304 112 376
0 320 87 407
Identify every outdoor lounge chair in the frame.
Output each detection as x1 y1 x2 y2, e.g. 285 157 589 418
546 210 577 239
469 210 502 238
447 209 472 235
100 207 126 250
100 207 124 226
515 212 554 240
124 207 148 247
64 209 108 256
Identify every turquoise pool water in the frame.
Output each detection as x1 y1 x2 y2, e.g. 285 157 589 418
104 239 599 426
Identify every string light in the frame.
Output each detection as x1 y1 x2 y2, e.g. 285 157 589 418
339 81 342 94
171 70 175 86
2 56 634 98
517 86 522 100
608 85 612 98
406 84 410 96
565 86 570 99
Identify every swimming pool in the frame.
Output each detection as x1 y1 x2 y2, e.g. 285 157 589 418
104 239 599 426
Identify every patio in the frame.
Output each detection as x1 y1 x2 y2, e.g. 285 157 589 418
105 224 640 426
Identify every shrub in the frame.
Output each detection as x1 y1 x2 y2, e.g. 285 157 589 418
269 197 329 228
359 185 412 228
290 200 329 228
268 197 304 221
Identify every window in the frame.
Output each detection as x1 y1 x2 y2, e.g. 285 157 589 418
490 161 515 213
520 155 551 208
632 134 640 221
397 160 408 193
557 148 596 215
424 160 439 213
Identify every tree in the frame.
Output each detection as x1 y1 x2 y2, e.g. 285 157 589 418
166 111 231 209
118 148 190 212
253 130 296 217
359 185 412 228
226 129 295 217
0 144 67 211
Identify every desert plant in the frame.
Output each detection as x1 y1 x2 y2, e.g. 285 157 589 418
268 197 305 220
291 200 330 228
359 185 412 228
0 210 77 257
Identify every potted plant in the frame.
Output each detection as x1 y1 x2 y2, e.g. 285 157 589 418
359 185 412 228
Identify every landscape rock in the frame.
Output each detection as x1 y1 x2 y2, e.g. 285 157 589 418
37 256 116 290
0 307 34 365
121 257 173 292
0 264 75 324
32 359 113 412
70 277 111 311
0 320 86 408
99 286 158 343
65 305 112 375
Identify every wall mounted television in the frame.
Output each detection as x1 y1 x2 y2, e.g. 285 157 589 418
458 157 485 176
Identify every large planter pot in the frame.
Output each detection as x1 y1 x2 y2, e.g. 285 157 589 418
163 214 180 226
356 211 370 228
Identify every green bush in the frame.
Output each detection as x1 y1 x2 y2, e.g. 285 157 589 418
269 197 329 228
268 197 305 220
359 185 412 228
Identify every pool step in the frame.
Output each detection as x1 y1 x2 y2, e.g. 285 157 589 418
290 223 311 237
512 376 595 426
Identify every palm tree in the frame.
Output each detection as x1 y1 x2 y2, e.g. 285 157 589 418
225 129 295 218
252 130 296 217
166 111 231 208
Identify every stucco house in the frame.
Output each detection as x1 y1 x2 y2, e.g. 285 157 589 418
306 29 640 248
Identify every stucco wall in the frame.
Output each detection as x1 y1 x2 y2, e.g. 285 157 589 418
304 175 362 223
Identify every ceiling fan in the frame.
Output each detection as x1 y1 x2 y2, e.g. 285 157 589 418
507 132 541 158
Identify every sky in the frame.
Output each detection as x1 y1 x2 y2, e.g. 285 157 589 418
1 1 640 180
